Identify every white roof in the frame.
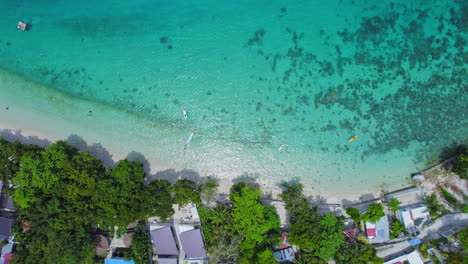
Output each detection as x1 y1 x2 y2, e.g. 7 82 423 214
190 207 199 220
178 224 195 233
150 224 168 231
1 242 13 254
397 205 429 229
383 251 423 264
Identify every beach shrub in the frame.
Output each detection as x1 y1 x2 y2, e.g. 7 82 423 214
362 203 385 223
387 198 402 213
438 186 460 210
346 207 361 223
172 178 202 205
452 147 467 179
423 194 444 218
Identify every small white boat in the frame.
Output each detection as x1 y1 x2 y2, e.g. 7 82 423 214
183 109 188 119
186 131 195 144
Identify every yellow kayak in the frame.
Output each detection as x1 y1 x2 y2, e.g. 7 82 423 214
348 135 358 142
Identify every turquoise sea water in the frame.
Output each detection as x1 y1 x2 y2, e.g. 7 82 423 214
0 0 466 197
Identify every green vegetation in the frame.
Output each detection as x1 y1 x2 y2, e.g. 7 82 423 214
0 137 41 184
172 178 202 205
362 203 385 223
447 252 468 264
346 207 361 223
200 182 281 264
452 147 467 179
423 194 444 218
127 223 151 264
418 243 429 258
200 178 219 205
389 220 405 239
334 242 383 264
387 198 401 213
456 228 468 251
1 139 174 263
438 186 460 210
280 184 345 261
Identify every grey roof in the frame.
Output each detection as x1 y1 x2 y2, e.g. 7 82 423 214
150 227 178 256
179 229 207 259
0 217 14 237
370 215 390 243
157 257 178 264
0 180 3 195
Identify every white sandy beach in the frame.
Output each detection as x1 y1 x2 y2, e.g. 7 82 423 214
0 67 391 205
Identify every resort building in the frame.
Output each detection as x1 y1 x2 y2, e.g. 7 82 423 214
396 204 430 234
0 217 15 243
0 194 15 211
365 215 390 243
150 224 179 264
273 233 295 263
178 227 208 263
382 250 424 264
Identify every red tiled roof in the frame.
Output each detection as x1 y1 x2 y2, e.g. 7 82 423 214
5 253 13 264
367 228 376 237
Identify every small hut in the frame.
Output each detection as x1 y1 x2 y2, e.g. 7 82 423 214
95 235 110 255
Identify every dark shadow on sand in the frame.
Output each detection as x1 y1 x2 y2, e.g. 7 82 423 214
0 128 52 147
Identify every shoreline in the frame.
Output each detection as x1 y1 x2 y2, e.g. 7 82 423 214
1 120 396 205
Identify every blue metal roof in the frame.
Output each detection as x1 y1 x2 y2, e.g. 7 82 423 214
409 238 421 246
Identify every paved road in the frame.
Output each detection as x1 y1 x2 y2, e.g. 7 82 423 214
377 213 468 259
419 213 468 239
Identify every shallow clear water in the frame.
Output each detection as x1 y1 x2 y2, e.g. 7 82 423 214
0 0 466 196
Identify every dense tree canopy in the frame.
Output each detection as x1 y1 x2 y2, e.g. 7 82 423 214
280 184 344 261
200 182 281 264
4 140 174 263
346 207 361 223
0 136 42 184
230 183 281 263
334 242 383 264
172 178 201 205
362 203 385 223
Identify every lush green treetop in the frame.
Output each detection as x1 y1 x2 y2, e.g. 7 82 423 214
172 178 201 205
362 203 385 223
346 207 361 223
387 198 401 213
